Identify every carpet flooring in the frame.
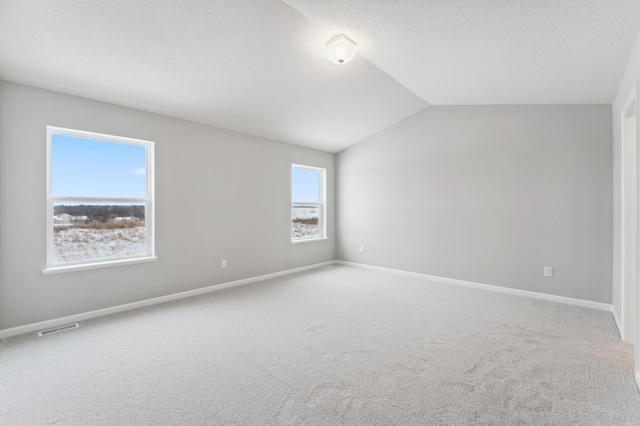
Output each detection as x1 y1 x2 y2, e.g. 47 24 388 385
1 264 640 425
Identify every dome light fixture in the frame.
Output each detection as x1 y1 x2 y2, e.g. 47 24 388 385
325 34 357 65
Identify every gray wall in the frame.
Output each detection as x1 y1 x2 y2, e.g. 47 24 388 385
337 105 612 303
0 81 335 330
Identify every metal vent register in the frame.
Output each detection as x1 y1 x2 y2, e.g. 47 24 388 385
37 323 80 337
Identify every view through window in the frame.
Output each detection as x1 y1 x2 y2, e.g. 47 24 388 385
291 164 326 241
47 127 154 269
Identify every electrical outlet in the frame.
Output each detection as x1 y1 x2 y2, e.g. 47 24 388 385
544 266 553 277
222 259 227 268
360 246 364 253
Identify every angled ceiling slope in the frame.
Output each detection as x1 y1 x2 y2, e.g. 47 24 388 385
286 0 640 105
2 0 640 153
0 0 427 153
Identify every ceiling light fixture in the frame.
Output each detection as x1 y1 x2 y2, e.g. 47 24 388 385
325 34 357 65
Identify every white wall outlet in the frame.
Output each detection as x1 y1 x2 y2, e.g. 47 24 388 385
360 246 365 253
221 259 227 268
544 266 553 277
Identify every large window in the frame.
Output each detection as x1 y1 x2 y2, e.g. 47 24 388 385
291 164 326 242
45 127 155 273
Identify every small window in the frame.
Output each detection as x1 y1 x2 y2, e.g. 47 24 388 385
45 127 155 273
291 164 326 242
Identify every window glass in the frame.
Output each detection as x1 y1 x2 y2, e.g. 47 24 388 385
52 202 146 264
291 165 325 241
47 127 154 271
51 135 147 198
291 167 320 203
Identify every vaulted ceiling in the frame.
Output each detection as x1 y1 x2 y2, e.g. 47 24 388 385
1 0 640 153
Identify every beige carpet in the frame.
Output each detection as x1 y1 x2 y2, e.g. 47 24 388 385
1 265 639 425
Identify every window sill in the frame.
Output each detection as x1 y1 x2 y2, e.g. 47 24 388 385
291 237 328 245
42 256 158 275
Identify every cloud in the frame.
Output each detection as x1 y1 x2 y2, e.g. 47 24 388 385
129 167 146 176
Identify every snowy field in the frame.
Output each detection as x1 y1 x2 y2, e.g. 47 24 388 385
291 205 320 239
53 226 145 263
291 222 320 239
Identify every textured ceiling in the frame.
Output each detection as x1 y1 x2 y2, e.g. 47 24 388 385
1 1 640 152
285 0 640 105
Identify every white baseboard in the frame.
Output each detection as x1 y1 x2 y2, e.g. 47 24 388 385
611 307 623 338
0 261 334 340
335 261 613 312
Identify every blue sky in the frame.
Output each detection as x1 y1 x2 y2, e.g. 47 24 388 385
52 134 147 198
292 167 320 202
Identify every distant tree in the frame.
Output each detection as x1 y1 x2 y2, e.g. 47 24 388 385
55 205 145 223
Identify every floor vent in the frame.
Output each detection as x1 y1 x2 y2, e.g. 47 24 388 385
37 323 80 337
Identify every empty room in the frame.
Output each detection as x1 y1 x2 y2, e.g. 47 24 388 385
2 0 640 424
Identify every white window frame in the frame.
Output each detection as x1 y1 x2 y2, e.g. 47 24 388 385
291 164 327 243
43 126 156 274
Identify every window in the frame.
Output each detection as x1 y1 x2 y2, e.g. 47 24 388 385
45 126 155 273
291 164 326 242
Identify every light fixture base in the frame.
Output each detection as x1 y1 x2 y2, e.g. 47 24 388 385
325 34 357 65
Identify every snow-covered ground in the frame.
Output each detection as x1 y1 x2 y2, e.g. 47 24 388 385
53 226 145 263
291 222 320 239
291 206 320 239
